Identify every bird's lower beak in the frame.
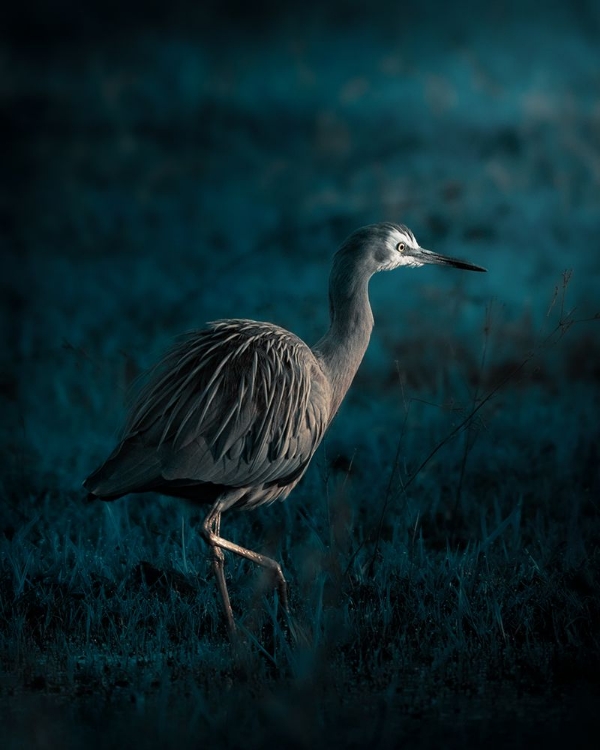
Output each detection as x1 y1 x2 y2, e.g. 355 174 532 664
414 247 487 273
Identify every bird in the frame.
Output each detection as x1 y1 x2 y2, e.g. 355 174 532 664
84 222 486 635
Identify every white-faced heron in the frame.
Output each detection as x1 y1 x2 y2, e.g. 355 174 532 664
84 223 486 634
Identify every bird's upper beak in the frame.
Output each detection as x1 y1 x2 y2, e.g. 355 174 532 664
411 247 487 272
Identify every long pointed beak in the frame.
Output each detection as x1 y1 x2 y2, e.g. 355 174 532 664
413 247 487 272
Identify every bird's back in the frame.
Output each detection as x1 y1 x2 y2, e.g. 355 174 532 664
84 319 330 510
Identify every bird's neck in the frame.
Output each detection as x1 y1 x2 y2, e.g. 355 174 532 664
313 259 374 419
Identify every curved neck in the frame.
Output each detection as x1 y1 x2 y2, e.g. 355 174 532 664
313 255 374 419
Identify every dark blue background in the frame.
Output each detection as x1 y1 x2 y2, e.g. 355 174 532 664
5 0 599 489
2 2 599 747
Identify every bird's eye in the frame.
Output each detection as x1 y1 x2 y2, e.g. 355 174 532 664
397 242 405 252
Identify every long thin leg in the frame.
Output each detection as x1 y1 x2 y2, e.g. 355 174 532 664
201 504 289 631
209 512 236 635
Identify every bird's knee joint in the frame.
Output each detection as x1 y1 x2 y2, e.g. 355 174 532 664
271 562 285 584
201 526 219 549
208 535 220 550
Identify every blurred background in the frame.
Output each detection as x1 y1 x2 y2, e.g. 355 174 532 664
2 0 600 747
3 0 599 489
0 0 600 482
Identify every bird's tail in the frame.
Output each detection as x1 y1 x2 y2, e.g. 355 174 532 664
83 437 162 501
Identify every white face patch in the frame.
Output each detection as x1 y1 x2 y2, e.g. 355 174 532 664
380 227 423 270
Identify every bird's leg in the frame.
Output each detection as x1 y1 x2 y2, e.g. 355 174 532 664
214 536 289 613
202 507 236 636
213 545 236 636
202 505 289 615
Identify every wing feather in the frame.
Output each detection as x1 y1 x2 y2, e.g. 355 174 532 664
116 319 330 493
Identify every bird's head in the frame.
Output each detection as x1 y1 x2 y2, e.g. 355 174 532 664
340 223 487 274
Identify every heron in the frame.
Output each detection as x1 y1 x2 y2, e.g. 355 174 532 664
84 223 486 635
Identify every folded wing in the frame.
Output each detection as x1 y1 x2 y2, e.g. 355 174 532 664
84 319 330 504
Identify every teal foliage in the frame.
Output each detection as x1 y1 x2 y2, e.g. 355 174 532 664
2 1 600 747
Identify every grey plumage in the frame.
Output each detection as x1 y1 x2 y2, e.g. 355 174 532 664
84 222 486 634
87 321 329 511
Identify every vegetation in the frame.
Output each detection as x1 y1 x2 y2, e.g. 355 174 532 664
2 281 599 747
3 2 599 746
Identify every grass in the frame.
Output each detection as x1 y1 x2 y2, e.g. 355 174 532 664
2 280 599 748
3 5 600 745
